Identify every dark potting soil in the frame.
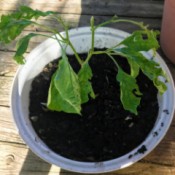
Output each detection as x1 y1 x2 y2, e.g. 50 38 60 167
29 50 158 162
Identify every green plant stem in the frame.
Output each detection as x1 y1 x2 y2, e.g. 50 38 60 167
35 19 83 65
109 51 130 58
33 21 66 41
90 17 95 52
83 16 147 66
54 34 65 50
32 23 68 53
34 33 66 49
82 17 95 66
69 41 83 65
84 49 116 65
52 15 83 65
95 18 148 30
92 50 107 55
92 49 123 69
107 53 120 69
84 51 93 65
92 49 129 60
36 33 58 40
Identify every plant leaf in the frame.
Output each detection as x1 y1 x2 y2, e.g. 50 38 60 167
0 19 34 43
120 30 160 52
0 6 58 43
78 63 95 103
18 6 58 20
14 33 39 64
127 58 140 78
47 52 81 114
116 67 142 115
115 48 167 94
111 28 167 115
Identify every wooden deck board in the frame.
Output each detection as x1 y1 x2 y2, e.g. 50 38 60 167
1 0 175 174
1 0 164 17
1 141 175 175
0 12 163 32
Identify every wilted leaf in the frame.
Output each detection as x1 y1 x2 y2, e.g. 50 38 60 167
14 33 39 64
0 19 34 43
47 52 81 114
120 30 160 52
116 67 142 115
115 48 167 94
127 58 140 78
78 63 95 103
18 6 58 20
0 6 58 43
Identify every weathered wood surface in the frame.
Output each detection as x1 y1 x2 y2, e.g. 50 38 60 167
1 0 164 17
1 0 175 175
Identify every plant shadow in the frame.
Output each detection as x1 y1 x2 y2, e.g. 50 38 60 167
19 149 52 175
19 149 85 175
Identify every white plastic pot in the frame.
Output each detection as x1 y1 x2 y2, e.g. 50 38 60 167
11 27 175 173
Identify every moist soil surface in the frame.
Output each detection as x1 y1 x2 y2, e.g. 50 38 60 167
29 50 158 162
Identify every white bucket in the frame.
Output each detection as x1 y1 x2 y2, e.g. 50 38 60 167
11 27 175 173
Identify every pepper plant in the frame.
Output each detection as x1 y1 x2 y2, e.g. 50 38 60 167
0 6 167 115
